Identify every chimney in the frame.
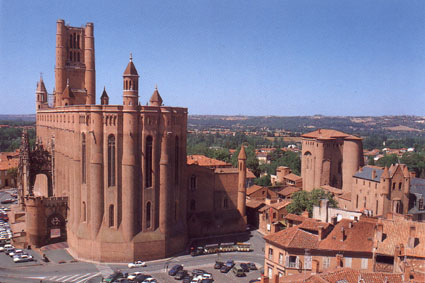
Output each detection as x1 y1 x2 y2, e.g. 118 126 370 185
403 262 413 281
371 169 376 179
302 210 309 218
375 220 384 242
408 225 416 248
331 216 338 225
318 226 325 241
312 260 319 273
348 221 353 229
410 171 416 178
354 216 359 222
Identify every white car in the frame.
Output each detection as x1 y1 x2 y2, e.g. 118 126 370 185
0 244 13 252
127 272 142 280
128 260 146 268
13 254 33 262
142 278 157 283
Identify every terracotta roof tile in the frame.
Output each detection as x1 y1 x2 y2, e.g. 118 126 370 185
299 218 331 232
187 155 231 167
277 186 301 197
318 219 375 253
283 173 302 181
285 213 307 222
302 129 362 140
264 225 319 250
246 185 264 196
376 218 425 258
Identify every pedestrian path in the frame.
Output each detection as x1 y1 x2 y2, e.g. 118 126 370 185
26 272 100 282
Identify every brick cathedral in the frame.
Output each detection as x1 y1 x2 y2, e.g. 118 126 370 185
16 20 247 262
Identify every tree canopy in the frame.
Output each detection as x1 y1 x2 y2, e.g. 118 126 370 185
286 189 338 217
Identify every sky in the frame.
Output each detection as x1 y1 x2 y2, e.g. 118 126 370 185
1 0 425 116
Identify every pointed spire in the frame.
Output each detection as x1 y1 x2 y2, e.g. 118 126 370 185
238 145 247 160
101 86 109 105
149 85 163 106
123 54 138 76
36 73 47 93
62 78 73 98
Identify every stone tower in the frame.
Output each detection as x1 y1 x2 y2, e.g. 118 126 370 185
35 75 48 110
301 129 363 193
55 19 95 106
237 146 247 218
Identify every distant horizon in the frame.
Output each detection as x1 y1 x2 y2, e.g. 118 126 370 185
1 1 425 116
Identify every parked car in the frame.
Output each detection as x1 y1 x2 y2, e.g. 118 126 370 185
225 259 235 268
232 265 246 277
182 274 193 283
190 246 204 256
191 269 207 276
248 262 257 270
214 261 223 269
168 264 183 276
240 263 250 272
133 273 152 282
127 272 142 280
175 270 188 280
102 271 125 283
141 278 157 283
220 265 231 273
128 260 147 268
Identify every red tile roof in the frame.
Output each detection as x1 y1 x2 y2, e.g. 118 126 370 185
246 185 264 196
302 129 362 140
264 225 319 250
277 186 301 197
187 155 231 167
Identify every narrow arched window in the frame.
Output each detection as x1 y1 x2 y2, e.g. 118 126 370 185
76 34 80 49
70 34 73 48
82 133 86 184
77 52 80 62
175 136 179 185
146 202 151 228
190 175 197 191
82 201 87 222
109 204 114 227
70 51 73 61
145 136 153 187
108 135 116 187
129 80 132 90
223 198 228 209
190 199 196 211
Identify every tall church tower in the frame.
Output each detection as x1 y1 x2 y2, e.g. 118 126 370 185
237 146 247 218
55 19 95 106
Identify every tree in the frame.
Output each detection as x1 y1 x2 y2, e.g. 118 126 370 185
286 189 338 217
254 174 271 186
376 154 398 168
400 152 425 178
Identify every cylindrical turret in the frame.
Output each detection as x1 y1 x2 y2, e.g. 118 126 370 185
55 19 66 107
26 198 46 247
121 56 139 240
159 129 170 235
342 139 363 193
89 111 104 239
84 23 95 105
122 54 139 108
237 146 247 217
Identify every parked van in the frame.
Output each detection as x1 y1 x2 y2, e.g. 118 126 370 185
232 265 246 277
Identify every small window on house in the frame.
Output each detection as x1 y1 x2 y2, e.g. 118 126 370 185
398 182 402 190
356 195 359 209
345 257 352 268
419 198 424 210
392 182 396 190
268 248 273 260
278 253 283 265
361 258 368 269
223 198 228 209
364 197 367 208
323 257 330 269
273 212 276 219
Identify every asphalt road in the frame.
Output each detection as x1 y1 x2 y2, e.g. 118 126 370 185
0 207 266 283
